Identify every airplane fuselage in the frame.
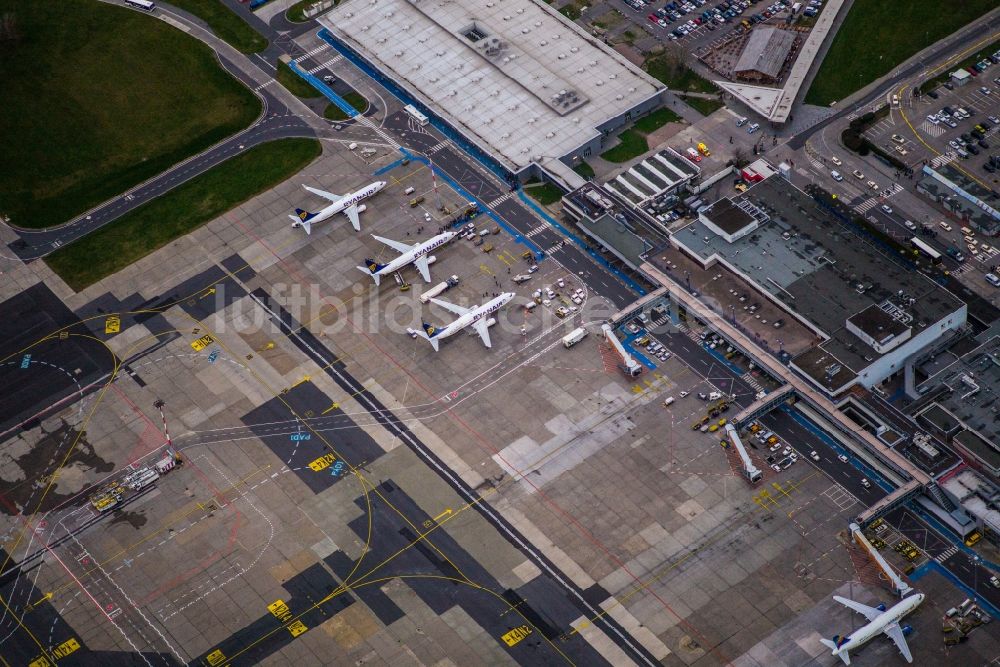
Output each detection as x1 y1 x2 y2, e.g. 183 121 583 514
375 232 455 277
432 293 514 343
293 181 385 228
834 594 924 660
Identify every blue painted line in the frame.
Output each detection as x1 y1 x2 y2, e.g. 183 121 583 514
396 150 544 257
908 559 1000 618
778 405 895 493
622 332 656 370
287 60 357 117
316 29 515 183
374 157 407 176
516 190 646 296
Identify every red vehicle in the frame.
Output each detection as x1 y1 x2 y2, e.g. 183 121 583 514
648 13 660 23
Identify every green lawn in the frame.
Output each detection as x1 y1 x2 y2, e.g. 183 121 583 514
523 182 565 206
573 161 596 179
286 0 339 22
645 58 721 95
277 61 321 98
600 129 648 163
634 107 682 133
323 91 369 120
558 2 582 20
168 0 267 54
919 37 1000 93
805 0 997 105
684 96 725 116
0 0 261 230
45 139 321 291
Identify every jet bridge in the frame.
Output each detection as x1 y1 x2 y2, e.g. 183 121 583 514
724 423 762 484
849 522 913 597
601 324 642 377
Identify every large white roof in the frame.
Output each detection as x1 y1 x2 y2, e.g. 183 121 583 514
320 0 663 172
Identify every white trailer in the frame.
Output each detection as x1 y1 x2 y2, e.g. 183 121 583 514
420 282 449 304
562 327 588 348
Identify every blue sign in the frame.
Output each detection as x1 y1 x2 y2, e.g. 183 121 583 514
290 433 312 442
330 461 345 476
207 349 219 364
20 354 31 369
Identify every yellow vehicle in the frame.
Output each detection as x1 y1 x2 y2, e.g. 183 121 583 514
717 418 727 427
749 422 761 433
482 243 494 253
692 416 709 430
409 196 425 208
720 439 729 448
708 424 719 433
90 482 124 513
965 531 981 546
766 435 779 445
697 142 711 156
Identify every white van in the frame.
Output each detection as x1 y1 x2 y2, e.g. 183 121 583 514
986 273 1000 287
403 186 415 195
663 396 675 406
735 116 748 127
830 170 843 181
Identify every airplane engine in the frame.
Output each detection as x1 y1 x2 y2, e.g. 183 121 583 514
901 625 913 636
876 604 887 612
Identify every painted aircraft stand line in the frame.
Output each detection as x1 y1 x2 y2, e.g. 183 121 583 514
357 232 456 286
290 181 386 233
821 593 925 664
417 293 515 351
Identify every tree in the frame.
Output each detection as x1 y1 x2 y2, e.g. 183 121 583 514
732 146 749 168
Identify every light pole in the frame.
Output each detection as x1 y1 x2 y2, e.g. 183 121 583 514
154 399 172 448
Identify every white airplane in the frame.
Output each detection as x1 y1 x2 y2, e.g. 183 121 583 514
821 593 924 664
289 180 386 234
356 232 456 286
417 292 515 351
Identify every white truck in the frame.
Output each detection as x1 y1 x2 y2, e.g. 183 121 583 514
562 327 588 348
419 275 460 304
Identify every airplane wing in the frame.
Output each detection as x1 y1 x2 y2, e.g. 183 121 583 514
429 297 471 317
303 185 341 202
371 235 414 254
472 319 492 348
343 204 361 232
833 596 883 622
413 256 432 283
883 623 913 663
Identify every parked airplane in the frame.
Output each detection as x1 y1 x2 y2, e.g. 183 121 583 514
357 232 456 286
289 181 386 234
821 593 924 664
417 292 515 351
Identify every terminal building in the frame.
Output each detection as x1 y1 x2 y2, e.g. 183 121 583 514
319 0 666 187
668 174 967 398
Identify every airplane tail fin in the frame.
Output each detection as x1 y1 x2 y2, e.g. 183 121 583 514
419 322 441 351
290 209 316 234
357 259 386 285
820 638 851 665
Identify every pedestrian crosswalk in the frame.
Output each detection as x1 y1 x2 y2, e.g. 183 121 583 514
524 224 548 238
307 55 342 74
545 240 568 254
920 122 946 138
428 140 449 154
854 197 879 214
929 151 956 168
934 545 959 563
254 80 275 92
741 372 765 393
487 192 515 208
882 183 904 198
951 262 974 276
294 44 329 63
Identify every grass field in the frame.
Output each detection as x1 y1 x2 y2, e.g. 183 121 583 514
601 129 648 163
45 139 321 291
633 107 682 133
324 92 369 120
523 181 565 206
168 0 267 54
645 57 721 95
277 61 321 98
683 96 725 116
805 0 997 105
573 161 596 179
0 0 261 230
